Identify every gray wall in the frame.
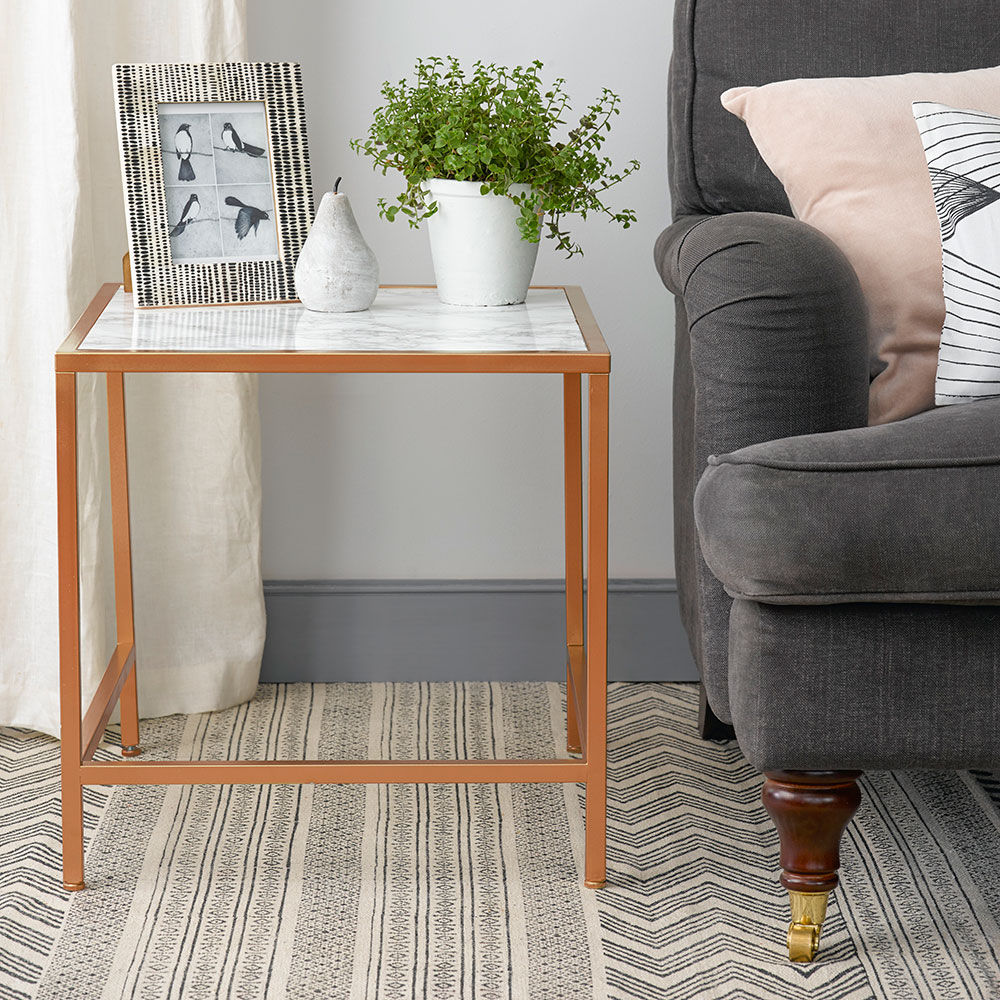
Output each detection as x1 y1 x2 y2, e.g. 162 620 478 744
246 1 691 680
247 0 675 580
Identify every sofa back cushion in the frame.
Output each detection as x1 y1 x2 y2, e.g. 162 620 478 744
668 0 1000 219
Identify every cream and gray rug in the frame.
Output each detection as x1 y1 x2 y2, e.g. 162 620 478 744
1 682 998 999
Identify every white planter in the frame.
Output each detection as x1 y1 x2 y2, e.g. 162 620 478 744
423 179 539 306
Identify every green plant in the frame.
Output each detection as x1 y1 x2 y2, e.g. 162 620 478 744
350 56 639 257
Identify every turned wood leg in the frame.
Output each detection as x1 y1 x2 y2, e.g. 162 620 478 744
762 770 862 962
697 683 735 741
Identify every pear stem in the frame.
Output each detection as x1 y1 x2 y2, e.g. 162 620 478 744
333 176 342 195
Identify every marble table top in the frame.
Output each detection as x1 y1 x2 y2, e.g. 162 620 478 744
79 288 589 354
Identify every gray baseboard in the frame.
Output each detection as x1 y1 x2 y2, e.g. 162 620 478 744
261 579 697 683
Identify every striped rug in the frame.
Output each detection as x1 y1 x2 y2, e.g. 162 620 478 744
0 682 996 999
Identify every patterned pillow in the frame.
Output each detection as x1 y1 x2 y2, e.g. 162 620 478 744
914 102 1000 406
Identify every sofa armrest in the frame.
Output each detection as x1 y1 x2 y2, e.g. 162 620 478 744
655 211 871 450
657 212 871 722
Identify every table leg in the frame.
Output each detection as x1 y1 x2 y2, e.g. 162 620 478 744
107 373 141 756
563 374 584 755
584 373 609 890
57 372 86 891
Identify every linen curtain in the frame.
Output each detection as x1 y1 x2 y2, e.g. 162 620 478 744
0 0 264 735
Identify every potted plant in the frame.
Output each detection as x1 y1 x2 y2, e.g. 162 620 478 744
351 57 639 306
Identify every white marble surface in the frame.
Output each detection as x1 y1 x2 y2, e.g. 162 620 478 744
80 288 589 354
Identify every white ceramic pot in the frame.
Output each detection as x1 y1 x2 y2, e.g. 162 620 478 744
423 179 539 306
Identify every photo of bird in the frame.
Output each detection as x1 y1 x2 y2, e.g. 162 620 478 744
224 196 269 239
175 124 195 181
221 122 265 158
170 193 200 237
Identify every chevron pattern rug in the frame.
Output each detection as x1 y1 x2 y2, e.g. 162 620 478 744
2 682 999 999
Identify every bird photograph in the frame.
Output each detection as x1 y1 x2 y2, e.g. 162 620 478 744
224 195 269 239
221 122 265 158
175 123 195 181
170 193 200 236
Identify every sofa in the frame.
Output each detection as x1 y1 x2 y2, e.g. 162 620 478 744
655 0 1000 961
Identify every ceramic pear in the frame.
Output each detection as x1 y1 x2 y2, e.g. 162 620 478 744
295 178 379 312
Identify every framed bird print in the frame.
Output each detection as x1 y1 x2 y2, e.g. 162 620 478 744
113 63 313 307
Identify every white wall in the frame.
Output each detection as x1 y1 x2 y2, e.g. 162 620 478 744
247 0 675 580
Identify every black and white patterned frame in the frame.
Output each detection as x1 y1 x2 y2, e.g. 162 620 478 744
114 62 313 307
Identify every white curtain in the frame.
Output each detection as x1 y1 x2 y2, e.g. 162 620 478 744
0 0 264 736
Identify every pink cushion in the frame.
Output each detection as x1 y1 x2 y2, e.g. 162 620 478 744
722 66 1000 425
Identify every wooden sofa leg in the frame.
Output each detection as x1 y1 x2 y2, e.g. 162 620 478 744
762 770 862 962
698 683 736 741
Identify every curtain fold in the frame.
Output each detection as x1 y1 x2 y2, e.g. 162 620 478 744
0 0 263 735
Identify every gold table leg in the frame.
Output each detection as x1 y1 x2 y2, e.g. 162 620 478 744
584 373 609 889
563 374 584 755
107 373 141 757
57 372 86 891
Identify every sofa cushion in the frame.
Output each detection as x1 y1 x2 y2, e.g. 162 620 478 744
694 398 1000 604
667 0 1000 220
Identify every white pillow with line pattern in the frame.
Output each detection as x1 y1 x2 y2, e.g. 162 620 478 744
914 101 1000 405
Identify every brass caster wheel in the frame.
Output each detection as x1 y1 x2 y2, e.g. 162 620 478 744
121 745 142 758
786 891 828 962
584 878 606 890
787 920 820 962
63 881 86 892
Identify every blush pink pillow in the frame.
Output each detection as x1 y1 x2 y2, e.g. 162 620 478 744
722 66 1000 425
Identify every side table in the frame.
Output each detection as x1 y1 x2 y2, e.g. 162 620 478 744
55 284 610 891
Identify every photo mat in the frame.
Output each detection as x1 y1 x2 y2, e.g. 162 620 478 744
114 62 313 307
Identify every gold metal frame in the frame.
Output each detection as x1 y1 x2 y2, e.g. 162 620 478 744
55 283 611 891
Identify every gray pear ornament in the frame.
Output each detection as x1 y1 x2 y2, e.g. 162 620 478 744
294 178 379 311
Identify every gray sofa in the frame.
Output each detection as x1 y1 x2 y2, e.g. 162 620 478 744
655 0 1000 962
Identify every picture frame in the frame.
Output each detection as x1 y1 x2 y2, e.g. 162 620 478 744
113 62 313 307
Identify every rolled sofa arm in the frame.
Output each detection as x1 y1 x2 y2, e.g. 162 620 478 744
656 212 871 724
656 211 871 448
